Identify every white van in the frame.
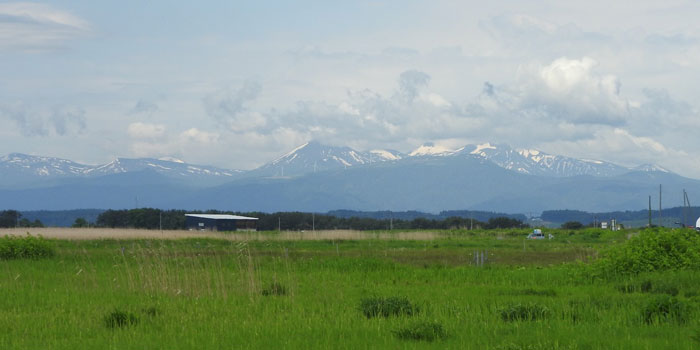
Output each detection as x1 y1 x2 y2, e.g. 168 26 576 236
527 229 545 240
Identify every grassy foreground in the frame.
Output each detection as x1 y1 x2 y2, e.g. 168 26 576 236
1 228 699 349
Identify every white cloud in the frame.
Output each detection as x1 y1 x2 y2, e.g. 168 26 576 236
0 2 90 51
127 122 165 140
514 57 630 125
179 128 218 144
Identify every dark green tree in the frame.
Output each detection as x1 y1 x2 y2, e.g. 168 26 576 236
561 221 584 230
0 210 21 228
72 218 89 228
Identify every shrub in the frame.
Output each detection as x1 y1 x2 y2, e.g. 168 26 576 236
499 303 550 322
393 321 447 342
261 282 287 296
359 296 417 318
594 228 700 276
0 234 55 260
104 309 139 328
642 296 689 324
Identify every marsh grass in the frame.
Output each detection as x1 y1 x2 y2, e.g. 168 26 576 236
499 303 551 322
359 296 418 318
104 309 139 329
642 296 690 324
393 321 447 342
505 288 557 297
1 228 699 349
261 282 287 296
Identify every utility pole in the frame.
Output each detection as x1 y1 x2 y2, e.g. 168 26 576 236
648 195 652 227
159 211 162 232
685 190 693 228
683 190 687 227
659 184 662 227
278 217 281 232
312 213 315 232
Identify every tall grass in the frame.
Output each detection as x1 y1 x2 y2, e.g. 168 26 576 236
0 229 698 349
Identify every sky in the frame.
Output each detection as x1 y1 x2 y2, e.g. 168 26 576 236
1 1 700 177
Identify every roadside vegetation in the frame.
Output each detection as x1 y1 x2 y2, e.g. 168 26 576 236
1 227 698 349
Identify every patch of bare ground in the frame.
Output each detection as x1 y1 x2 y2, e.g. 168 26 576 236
0 227 442 241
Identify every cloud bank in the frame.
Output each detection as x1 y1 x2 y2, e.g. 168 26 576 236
0 2 90 52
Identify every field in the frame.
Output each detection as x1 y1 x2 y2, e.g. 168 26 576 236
1 227 699 349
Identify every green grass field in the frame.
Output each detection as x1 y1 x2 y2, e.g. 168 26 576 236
1 228 699 349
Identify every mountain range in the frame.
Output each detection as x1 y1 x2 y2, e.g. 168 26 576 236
0 141 694 214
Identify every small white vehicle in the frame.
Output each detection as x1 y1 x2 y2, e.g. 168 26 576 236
527 229 545 240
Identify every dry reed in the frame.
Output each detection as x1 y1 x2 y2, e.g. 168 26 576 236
0 227 442 241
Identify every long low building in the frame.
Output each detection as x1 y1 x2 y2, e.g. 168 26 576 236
185 214 258 231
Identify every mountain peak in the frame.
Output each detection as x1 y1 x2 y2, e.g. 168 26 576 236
251 141 404 177
471 142 498 154
409 143 455 157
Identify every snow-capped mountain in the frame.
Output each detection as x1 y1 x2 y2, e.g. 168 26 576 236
246 141 671 179
460 143 630 177
248 141 404 177
0 153 242 188
408 142 456 157
0 143 692 213
84 157 240 178
0 153 92 178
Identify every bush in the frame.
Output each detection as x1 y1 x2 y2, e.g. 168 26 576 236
0 234 55 260
594 228 700 276
642 296 689 324
261 282 287 296
393 321 447 342
104 309 139 328
499 303 550 322
359 296 417 318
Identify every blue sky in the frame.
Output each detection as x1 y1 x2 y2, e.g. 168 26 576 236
2 1 700 177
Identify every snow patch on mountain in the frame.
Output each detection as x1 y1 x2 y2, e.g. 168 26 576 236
470 143 497 156
409 143 455 156
158 156 185 163
633 164 670 173
370 149 402 161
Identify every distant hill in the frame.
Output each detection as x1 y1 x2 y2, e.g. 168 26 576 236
542 206 700 227
328 209 527 222
21 209 105 227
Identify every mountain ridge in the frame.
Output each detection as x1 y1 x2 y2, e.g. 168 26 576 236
0 142 690 213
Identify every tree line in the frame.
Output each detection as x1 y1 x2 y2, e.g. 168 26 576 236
0 210 45 228
90 208 529 231
1 208 530 231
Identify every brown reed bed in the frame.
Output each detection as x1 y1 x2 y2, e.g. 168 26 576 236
0 227 442 241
